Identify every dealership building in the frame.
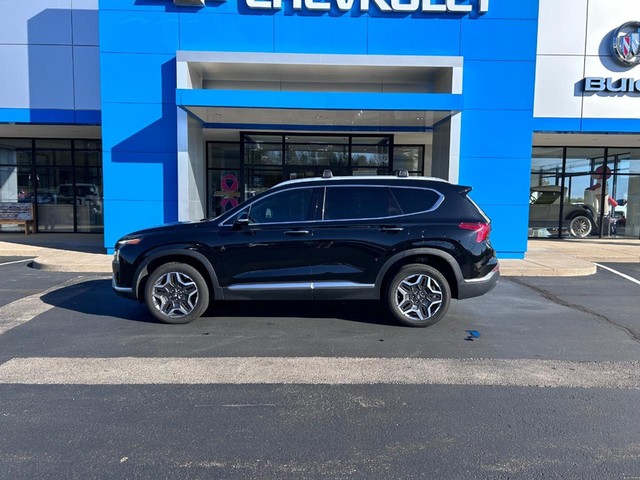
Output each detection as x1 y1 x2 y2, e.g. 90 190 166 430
0 0 639 256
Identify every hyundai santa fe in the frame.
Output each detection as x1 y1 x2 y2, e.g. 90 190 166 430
112 171 499 327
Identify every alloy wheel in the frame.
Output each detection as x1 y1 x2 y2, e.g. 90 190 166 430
395 273 443 322
151 271 199 318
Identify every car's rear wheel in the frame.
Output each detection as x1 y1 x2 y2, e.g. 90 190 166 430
386 264 451 327
568 215 593 238
144 262 209 324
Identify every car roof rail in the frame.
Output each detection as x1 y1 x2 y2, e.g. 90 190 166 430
322 169 333 179
395 169 409 178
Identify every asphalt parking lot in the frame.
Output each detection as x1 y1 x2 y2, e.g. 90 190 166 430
0 260 639 479
1 262 639 362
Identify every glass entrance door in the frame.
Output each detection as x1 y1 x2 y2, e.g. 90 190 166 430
206 133 427 217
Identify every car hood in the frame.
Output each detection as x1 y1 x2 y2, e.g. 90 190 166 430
118 219 217 242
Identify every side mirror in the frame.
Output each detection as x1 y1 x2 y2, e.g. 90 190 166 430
233 211 250 229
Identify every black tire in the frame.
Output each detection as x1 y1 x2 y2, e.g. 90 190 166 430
568 215 593 238
386 264 451 328
144 262 209 324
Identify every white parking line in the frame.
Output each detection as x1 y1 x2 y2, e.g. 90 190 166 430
0 259 33 267
0 276 92 335
594 263 640 286
1 357 639 389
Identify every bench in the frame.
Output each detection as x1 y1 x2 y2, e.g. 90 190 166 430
0 202 35 235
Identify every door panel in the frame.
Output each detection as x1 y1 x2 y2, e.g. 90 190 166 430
312 221 409 286
210 188 320 299
311 186 409 289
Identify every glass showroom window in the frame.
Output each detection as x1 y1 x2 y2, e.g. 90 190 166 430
0 139 33 232
564 148 608 237
607 148 640 239
529 147 565 238
207 135 428 218
0 138 103 233
393 145 425 176
207 142 241 218
529 146 640 240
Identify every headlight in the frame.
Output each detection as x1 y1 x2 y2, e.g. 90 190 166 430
116 238 142 248
114 237 142 262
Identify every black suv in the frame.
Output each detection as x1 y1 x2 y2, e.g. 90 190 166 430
112 172 499 327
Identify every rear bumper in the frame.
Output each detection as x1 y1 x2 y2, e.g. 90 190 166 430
457 266 500 300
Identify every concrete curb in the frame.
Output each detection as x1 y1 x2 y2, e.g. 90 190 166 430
499 251 597 277
26 251 598 277
3 238 639 277
30 257 112 274
0 246 112 274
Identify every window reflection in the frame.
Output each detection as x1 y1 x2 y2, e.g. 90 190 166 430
530 147 640 239
0 139 102 233
206 135 429 218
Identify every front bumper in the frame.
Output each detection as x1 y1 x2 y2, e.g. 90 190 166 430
112 259 135 299
457 265 500 300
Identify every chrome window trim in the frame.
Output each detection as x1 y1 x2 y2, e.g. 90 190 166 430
218 184 445 227
312 281 375 290
227 281 375 291
277 175 451 188
322 185 445 221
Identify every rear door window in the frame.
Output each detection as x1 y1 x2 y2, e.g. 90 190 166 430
324 187 401 220
390 187 442 215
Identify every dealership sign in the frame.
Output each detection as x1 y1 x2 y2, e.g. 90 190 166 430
611 21 640 66
246 0 489 13
584 77 640 93
580 22 640 94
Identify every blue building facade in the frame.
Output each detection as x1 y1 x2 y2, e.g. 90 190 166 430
5 1 638 256
97 0 539 257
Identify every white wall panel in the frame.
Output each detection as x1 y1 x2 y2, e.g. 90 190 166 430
582 56 640 119
73 46 101 110
534 55 585 118
0 0 72 45
72 7 99 46
71 0 98 8
0 46 31 108
586 0 640 56
537 0 587 55
536 0 640 121
0 0 99 112
28 46 75 109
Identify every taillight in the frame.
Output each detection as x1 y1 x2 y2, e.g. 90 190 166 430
459 222 491 243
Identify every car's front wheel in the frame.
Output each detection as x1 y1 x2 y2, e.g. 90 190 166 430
386 264 451 327
144 262 209 324
568 215 593 238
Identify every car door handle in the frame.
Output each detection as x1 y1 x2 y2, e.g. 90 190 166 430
379 226 404 232
284 230 310 235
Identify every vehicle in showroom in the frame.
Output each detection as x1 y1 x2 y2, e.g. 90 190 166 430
529 185 597 238
112 171 499 328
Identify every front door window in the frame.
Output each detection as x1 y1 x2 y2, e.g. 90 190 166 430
247 188 315 224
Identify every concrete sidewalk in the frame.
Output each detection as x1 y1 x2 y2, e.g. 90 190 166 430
499 238 640 276
0 233 639 276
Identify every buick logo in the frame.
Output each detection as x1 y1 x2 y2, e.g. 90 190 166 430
612 21 640 66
